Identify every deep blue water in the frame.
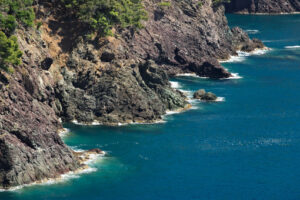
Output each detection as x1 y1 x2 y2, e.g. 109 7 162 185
2 14 300 200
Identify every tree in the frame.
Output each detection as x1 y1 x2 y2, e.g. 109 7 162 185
0 31 22 71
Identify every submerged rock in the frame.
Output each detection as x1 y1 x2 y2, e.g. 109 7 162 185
193 89 217 101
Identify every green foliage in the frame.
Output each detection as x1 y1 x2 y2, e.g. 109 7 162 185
0 31 22 71
0 0 35 27
36 21 43 30
62 0 147 36
0 0 35 71
158 1 171 8
212 0 231 7
0 14 17 36
198 2 203 8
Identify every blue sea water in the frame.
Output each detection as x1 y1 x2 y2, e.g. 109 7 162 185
2 14 300 200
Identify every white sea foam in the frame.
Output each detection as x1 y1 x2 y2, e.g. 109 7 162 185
116 120 166 126
165 110 182 115
215 97 225 102
175 73 210 79
169 81 181 89
285 45 300 49
245 29 260 34
72 119 81 125
58 128 70 138
220 48 270 63
175 73 198 77
220 55 245 63
220 73 243 80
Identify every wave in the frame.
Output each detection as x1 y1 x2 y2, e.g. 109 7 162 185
220 55 246 63
196 97 225 103
285 45 300 49
165 110 182 115
216 97 225 102
58 128 70 138
245 29 259 34
176 73 198 77
220 48 270 63
169 81 181 89
175 73 209 79
220 73 243 80
116 120 166 126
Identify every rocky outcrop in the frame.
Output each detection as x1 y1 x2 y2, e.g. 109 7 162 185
226 0 300 14
123 0 263 78
0 0 265 189
55 56 187 124
193 89 217 101
0 29 81 189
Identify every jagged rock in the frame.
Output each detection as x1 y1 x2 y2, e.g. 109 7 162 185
126 0 263 78
55 58 187 124
193 89 217 101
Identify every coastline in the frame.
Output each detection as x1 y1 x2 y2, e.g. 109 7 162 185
0 150 106 192
68 103 193 127
219 47 270 63
230 12 300 15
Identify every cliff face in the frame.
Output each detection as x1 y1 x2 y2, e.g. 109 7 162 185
0 0 262 189
0 28 81 188
226 0 300 14
126 0 263 77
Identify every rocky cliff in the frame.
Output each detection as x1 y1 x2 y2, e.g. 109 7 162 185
226 0 300 14
0 0 263 189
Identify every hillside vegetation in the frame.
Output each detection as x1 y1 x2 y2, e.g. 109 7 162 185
0 0 147 71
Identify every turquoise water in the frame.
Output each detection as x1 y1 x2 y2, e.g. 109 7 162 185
2 14 300 200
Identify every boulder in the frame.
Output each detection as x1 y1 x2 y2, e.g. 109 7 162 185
193 89 217 101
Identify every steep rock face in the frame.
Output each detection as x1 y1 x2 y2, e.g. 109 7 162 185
124 0 262 77
226 0 300 14
0 0 265 189
0 29 80 189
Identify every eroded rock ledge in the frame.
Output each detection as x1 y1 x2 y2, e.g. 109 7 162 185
0 0 264 189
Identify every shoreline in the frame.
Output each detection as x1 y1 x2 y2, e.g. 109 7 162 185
219 47 270 63
0 150 105 192
229 12 300 16
68 103 193 127
2 45 269 192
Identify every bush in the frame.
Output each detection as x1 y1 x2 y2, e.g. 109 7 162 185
0 0 35 28
0 14 17 36
212 0 231 7
0 31 22 71
158 1 171 8
62 0 147 36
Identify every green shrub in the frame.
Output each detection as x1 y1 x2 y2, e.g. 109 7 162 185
212 0 231 7
0 14 17 36
0 0 35 28
158 1 171 8
62 0 147 36
0 31 22 71
8 0 35 27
